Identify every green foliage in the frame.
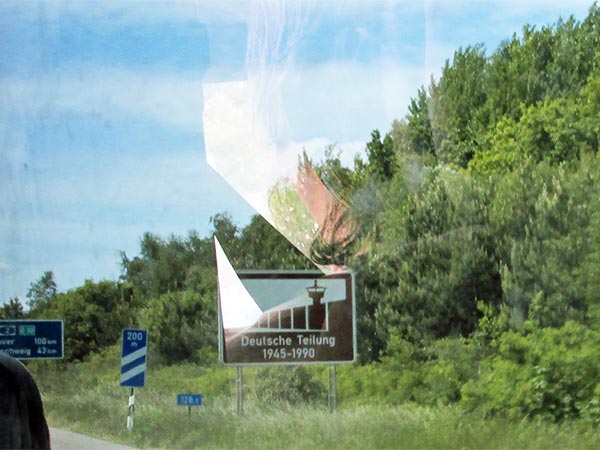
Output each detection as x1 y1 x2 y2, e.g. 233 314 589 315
392 4 600 170
430 45 487 167
26 270 57 313
39 280 135 361
470 300 512 353
470 97 597 173
472 323 597 420
315 144 365 201
120 230 214 300
371 166 502 345
0 297 25 319
496 158 597 328
253 366 325 405
462 322 600 422
234 214 313 270
140 290 217 366
365 129 396 180
337 338 479 408
392 88 435 159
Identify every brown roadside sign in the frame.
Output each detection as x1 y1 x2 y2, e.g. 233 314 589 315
217 270 356 366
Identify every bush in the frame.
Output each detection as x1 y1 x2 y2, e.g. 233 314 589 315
140 290 217 365
253 366 325 405
461 322 600 421
336 338 479 407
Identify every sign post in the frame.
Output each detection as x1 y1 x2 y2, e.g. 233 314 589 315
236 366 244 414
120 328 148 430
0 320 64 360
328 365 337 413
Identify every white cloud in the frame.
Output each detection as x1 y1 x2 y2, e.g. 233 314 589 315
40 151 203 209
2 69 205 133
283 59 426 142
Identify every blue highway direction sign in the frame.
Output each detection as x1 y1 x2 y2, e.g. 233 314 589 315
0 320 64 359
177 393 203 406
120 328 148 388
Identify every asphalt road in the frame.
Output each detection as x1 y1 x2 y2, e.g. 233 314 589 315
50 428 138 450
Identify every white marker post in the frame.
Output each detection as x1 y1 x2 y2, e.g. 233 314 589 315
127 388 135 430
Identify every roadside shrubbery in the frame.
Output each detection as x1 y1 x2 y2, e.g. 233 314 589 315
333 320 600 426
253 366 325 405
462 321 600 422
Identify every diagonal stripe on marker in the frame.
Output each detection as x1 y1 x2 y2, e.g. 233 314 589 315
120 364 146 384
121 347 147 366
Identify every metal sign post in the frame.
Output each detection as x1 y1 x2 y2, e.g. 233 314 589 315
328 365 337 413
236 366 244 414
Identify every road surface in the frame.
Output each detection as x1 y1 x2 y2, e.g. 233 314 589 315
50 428 138 450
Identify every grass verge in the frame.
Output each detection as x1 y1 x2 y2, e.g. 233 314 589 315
29 352 600 449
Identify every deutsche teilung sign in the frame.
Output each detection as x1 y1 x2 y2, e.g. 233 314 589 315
217 271 356 365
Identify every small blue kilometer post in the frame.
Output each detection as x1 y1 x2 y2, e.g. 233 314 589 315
177 393 203 417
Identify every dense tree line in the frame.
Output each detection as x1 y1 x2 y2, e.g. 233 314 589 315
3 3 600 422
2 214 311 365
350 3 600 351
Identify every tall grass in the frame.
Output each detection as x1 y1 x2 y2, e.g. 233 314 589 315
29 353 600 449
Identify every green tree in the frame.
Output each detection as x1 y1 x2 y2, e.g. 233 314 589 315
496 159 596 328
430 45 487 167
43 280 135 361
392 87 435 159
140 290 217 365
470 96 596 173
234 215 313 270
121 230 215 300
314 144 364 201
26 270 57 313
366 129 396 180
462 322 600 422
0 297 25 319
373 167 502 347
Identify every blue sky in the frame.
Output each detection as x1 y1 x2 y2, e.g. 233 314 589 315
0 0 595 303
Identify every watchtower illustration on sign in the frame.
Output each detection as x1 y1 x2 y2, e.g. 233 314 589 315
251 280 332 332
307 280 326 330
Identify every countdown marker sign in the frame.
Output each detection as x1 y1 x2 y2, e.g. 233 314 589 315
120 329 148 388
216 242 356 366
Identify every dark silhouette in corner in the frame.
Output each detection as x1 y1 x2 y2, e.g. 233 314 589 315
0 352 50 449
